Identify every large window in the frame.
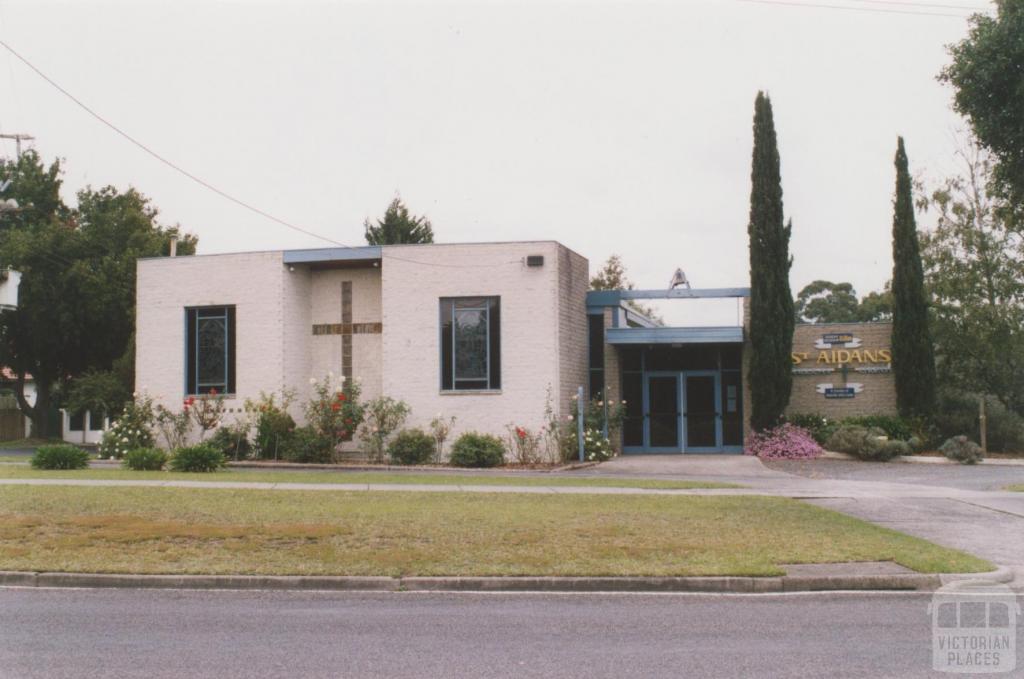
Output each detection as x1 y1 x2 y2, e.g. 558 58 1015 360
186 306 236 395
440 297 500 391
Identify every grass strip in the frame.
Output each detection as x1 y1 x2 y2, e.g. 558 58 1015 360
0 486 992 577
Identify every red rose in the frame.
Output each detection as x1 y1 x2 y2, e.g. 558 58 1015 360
338 393 347 402
331 403 340 412
209 388 218 396
345 418 352 424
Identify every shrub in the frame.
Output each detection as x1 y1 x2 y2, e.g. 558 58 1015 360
208 424 252 461
169 444 225 472
581 428 615 462
388 429 436 465
429 415 456 463
939 435 984 465
506 424 543 465
745 423 823 459
304 374 365 447
785 413 837 446
825 425 904 461
186 390 226 439
281 426 334 464
154 404 192 450
98 394 156 459
122 447 168 471
449 432 506 468
248 393 296 459
359 397 410 463
30 444 91 470
936 392 1024 453
841 414 914 441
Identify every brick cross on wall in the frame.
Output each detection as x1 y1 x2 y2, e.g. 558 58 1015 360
310 281 382 380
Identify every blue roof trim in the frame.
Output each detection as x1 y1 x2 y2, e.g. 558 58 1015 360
605 326 744 345
587 288 750 306
283 247 382 264
622 304 659 328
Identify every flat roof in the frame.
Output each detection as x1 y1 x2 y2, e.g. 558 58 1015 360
587 288 750 306
605 326 745 345
283 246 381 265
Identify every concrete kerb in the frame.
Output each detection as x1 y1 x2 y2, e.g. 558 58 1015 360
0 566 1013 593
821 451 1024 467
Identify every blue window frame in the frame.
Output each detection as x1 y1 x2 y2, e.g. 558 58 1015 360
440 297 500 391
185 306 236 395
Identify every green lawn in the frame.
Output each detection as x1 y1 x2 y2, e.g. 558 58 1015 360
1008 485 1024 492
0 465 737 490
0 486 991 577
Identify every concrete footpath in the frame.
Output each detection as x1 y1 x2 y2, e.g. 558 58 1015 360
1 475 1022 502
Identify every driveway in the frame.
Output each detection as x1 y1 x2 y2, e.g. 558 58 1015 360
582 455 1024 588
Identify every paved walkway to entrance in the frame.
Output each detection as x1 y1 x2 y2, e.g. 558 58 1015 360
588 454 790 479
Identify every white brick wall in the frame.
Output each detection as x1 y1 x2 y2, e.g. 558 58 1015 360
136 251 295 421
310 268 383 402
136 242 589 445
380 242 577 441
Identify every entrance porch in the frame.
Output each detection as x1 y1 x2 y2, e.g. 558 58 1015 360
587 287 750 454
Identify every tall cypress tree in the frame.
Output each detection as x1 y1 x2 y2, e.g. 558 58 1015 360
747 92 795 431
891 137 937 417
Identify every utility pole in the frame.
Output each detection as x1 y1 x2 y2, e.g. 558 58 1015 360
0 133 34 159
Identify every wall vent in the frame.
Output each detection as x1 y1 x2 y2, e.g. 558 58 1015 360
526 255 544 267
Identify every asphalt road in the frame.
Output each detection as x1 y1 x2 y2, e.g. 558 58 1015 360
2 588 1018 679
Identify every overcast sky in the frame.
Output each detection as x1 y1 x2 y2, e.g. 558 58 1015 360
0 0 990 323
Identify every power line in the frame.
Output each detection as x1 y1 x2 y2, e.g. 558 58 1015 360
736 0 976 17
0 38 343 248
846 0 990 10
0 39 528 270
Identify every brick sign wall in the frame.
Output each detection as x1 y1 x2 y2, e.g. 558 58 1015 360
785 322 897 418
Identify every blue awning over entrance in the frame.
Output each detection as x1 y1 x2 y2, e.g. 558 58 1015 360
605 326 744 345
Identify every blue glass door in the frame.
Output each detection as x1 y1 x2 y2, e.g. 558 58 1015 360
646 374 680 450
683 372 722 451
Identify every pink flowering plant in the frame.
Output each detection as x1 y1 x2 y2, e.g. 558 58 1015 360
745 423 823 459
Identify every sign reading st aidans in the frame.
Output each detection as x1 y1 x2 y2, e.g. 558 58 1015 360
792 333 892 400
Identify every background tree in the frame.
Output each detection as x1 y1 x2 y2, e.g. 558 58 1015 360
920 137 1024 413
858 287 894 322
747 91 795 431
0 152 195 436
890 137 937 418
794 280 893 323
794 281 860 323
364 196 434 245
941 1 1024 223
589 254 662 324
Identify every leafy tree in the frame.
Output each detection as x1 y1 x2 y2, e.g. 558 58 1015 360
858 287 894 322
747 92 795 431
920 138 1024 413
589 254 662 324
794 281 860 323
0 152 195 436
794 280 893 323
890 137 937 418
364 196 434 245
941 1 1024 220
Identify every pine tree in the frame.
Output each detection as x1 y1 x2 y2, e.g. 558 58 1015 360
891 137 937 417
747 92 795 431
364 197 434 245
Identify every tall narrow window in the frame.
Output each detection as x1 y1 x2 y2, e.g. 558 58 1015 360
186 306 236 395
440 297 500 391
